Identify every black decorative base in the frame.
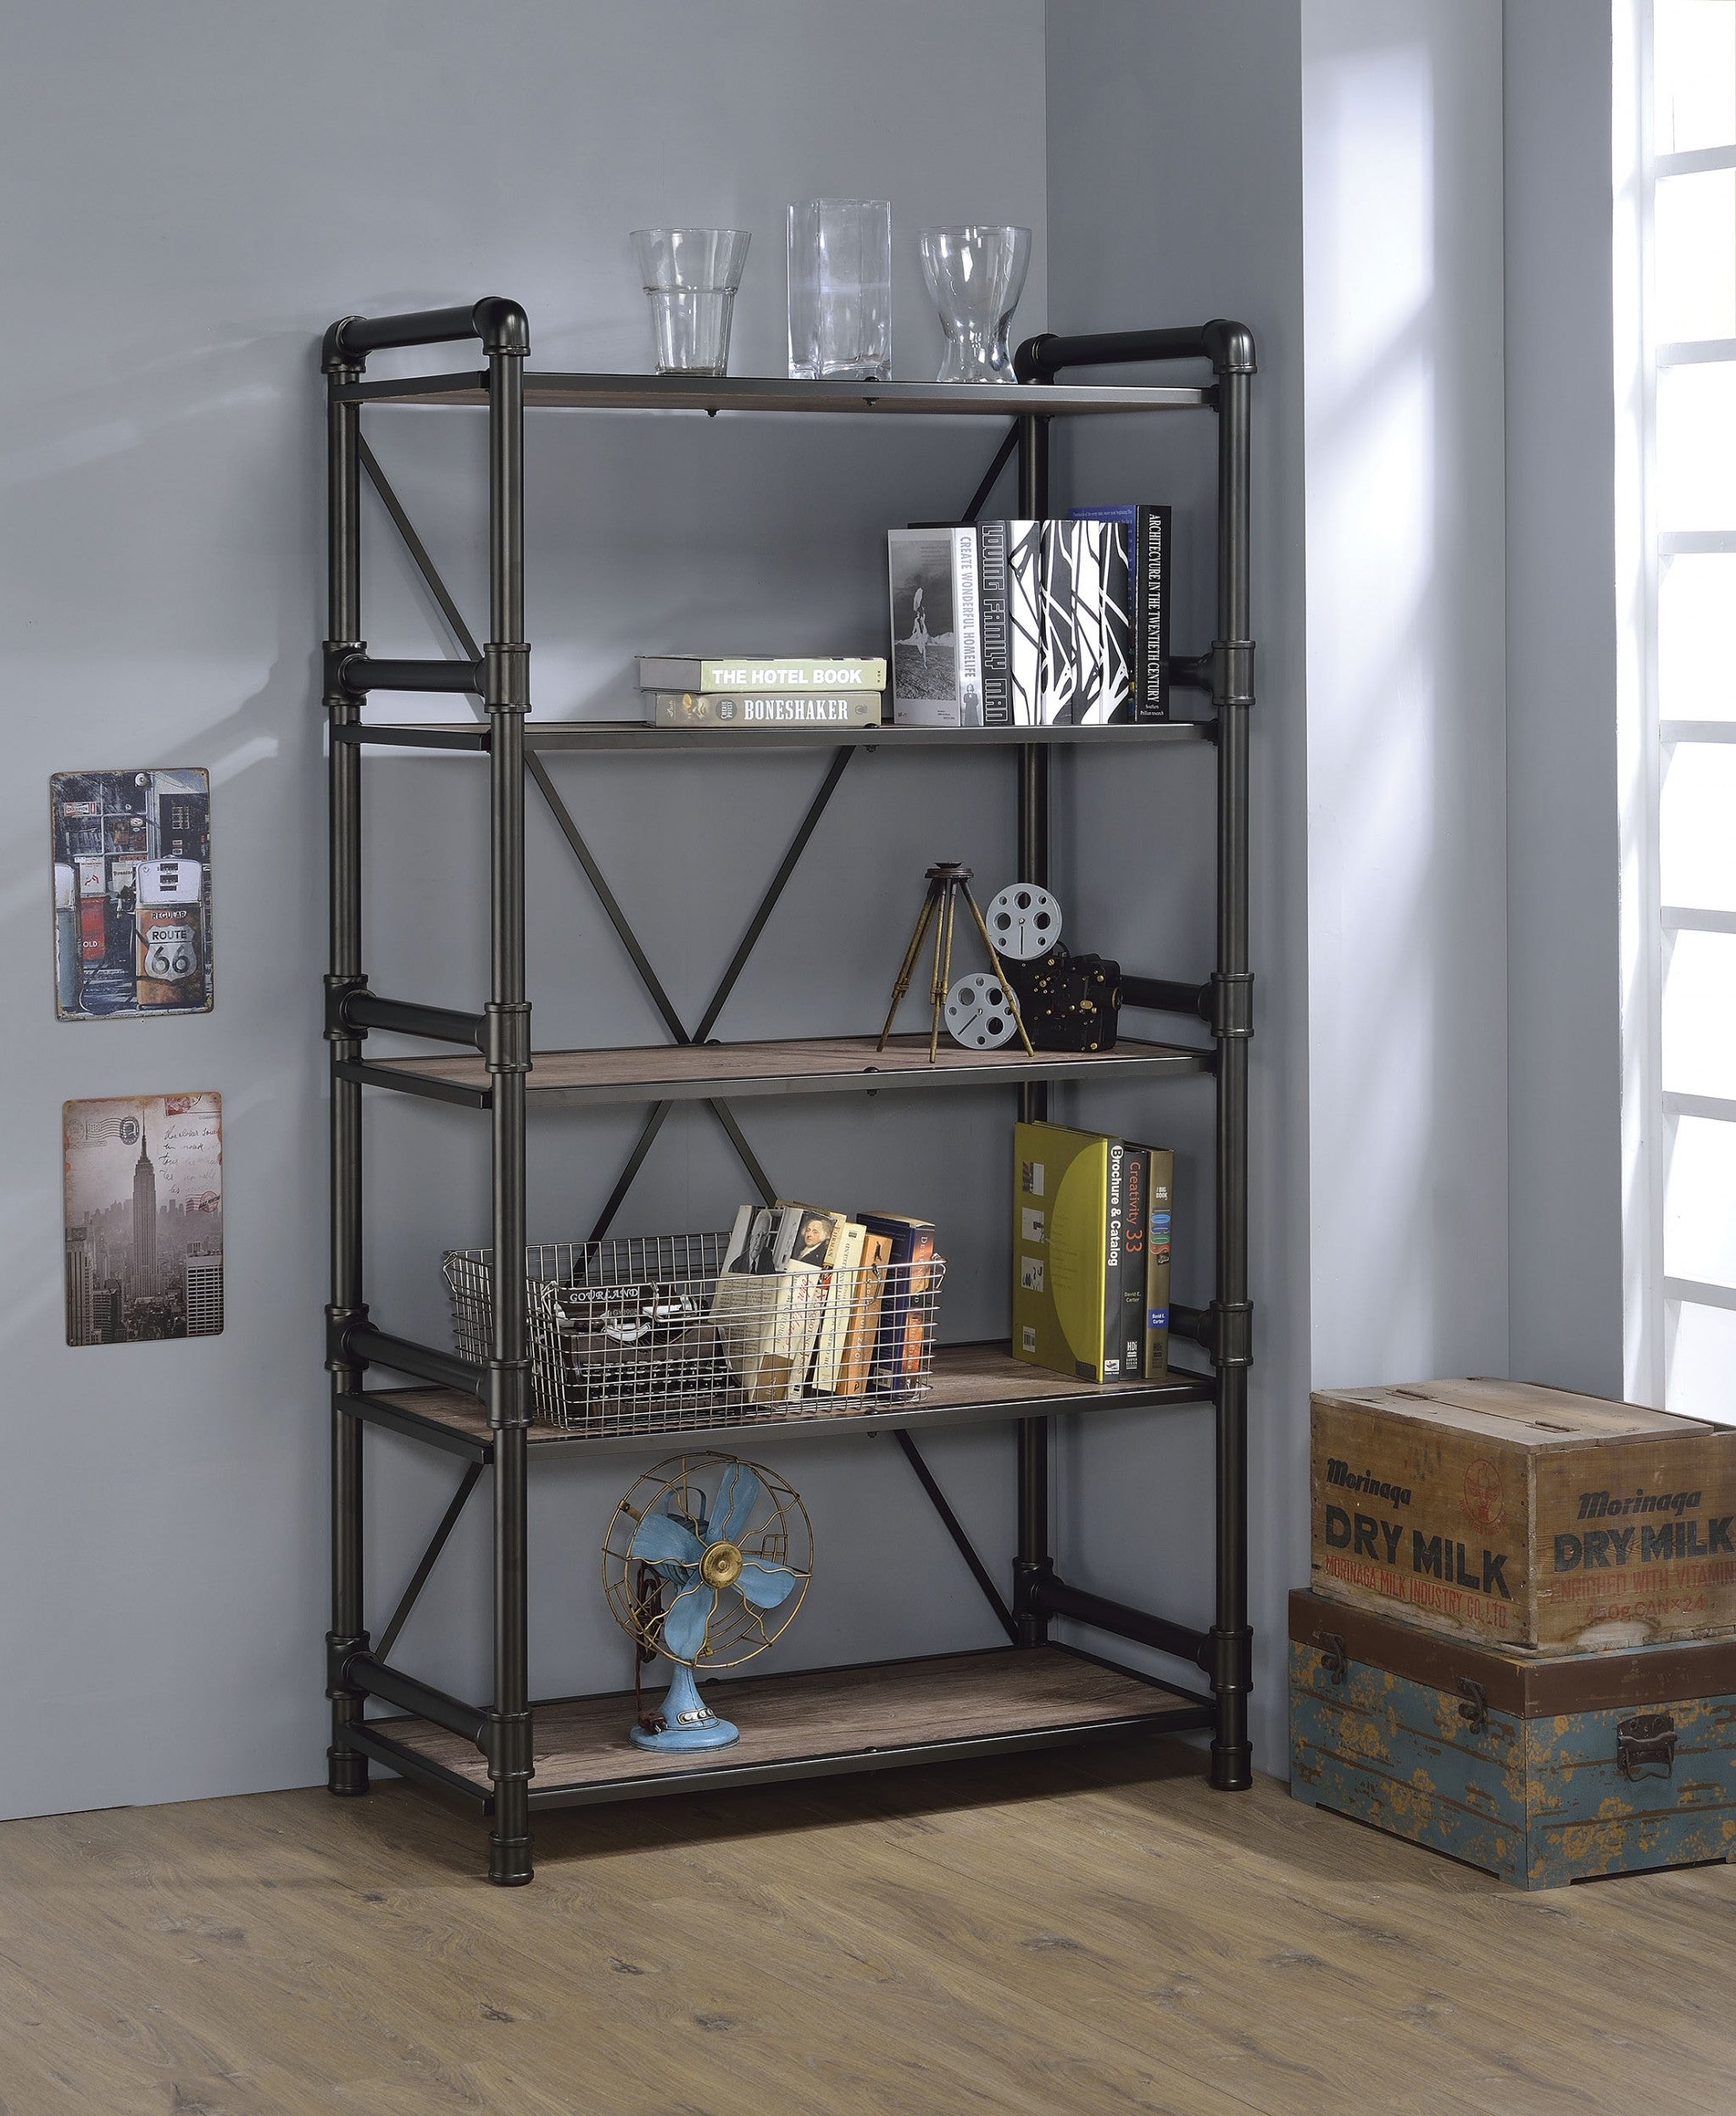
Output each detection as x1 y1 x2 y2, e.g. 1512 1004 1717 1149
326 1746 370 1797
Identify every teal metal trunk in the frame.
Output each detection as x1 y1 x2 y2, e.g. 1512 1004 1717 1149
1289 1588 1736 1889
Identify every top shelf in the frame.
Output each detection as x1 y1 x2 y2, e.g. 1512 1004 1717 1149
332 371 1215 418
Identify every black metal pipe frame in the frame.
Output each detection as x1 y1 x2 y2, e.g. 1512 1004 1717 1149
1010 322 1256 1789
484 328 537 1885
321 300 1255 1887
1013 409 1052 1652
323 326 369 1801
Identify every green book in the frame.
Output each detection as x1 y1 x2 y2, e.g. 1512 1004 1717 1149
1012 1121 1111 1384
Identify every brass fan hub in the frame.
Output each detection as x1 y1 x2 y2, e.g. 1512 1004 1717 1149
700 1540 743 1590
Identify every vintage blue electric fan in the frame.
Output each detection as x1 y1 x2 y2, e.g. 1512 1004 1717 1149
602 1452 812 1751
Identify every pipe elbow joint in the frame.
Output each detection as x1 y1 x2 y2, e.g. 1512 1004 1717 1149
1202 319 1256 376
1013 331 1058 384
472 296 530 358
322 316 364 376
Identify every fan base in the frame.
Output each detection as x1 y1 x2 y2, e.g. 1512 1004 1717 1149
630 1662 740 1750
629 1712 740 1752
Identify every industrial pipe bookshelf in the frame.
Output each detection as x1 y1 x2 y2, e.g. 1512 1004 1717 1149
321 298 1255 1885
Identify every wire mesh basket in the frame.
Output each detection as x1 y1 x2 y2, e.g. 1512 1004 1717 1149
444 1232 946 1434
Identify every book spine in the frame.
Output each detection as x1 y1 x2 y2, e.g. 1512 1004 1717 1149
1138 505 1171 721
1102 1139 1126 1380
1040 521 1078 725
860 1217 937 1388
978 520 1011 727
1071 517 1132 725
1144 1149 1174 1378
649 691 883 727
1006 521 1044 726
1121 1146 1148 1379
1068 506 1137 727
953 527 984 726
698 659 886 691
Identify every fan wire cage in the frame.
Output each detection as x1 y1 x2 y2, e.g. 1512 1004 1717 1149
445 1232 945 1434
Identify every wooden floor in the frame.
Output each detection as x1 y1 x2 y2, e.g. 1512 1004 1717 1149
0 1738 1731 2115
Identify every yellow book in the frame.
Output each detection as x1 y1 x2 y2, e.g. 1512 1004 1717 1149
1012 1122 1111 1383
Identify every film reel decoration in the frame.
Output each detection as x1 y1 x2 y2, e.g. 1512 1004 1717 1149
943 971 1021 1050
985 883 1063 962
880 862 1034 1061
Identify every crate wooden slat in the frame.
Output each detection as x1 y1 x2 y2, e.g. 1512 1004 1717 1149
356 1032 1210 1109
364 1646 1210 1810
343 1340 1214 1460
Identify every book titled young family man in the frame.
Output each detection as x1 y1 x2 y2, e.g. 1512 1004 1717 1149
646 690 884 728
637 654 886 693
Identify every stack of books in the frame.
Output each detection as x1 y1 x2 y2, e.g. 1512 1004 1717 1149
638 655 886 729
1010 1121 1173 1385
887 505 1171 729
708 1200 938 1406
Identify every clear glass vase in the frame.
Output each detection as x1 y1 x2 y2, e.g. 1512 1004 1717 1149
918 226 1032 384
787 199 893 381
632 227 751 376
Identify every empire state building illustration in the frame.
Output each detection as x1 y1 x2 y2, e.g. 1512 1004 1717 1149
131 1121 158 1297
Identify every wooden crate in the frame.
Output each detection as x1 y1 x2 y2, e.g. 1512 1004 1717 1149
1310 1376 1736 1652
1289 1589 1736 1889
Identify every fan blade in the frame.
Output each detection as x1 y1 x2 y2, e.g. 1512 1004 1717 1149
710 1462 761 1544
630 1513 704 1568
660 1580 718 1663
736 1558 800 1610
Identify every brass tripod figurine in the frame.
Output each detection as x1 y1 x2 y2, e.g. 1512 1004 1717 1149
879 862 1035 1062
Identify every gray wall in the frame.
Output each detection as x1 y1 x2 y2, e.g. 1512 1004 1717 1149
1301 0 1511 1391
1502 0 1624 1399
0 0 1050 1821
1046 0 1312 1769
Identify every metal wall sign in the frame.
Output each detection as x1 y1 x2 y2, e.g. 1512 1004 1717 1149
62 1092 224 1345
50 768 212 1019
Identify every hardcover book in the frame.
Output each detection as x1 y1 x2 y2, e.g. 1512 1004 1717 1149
1120 1145 1149 1380
772 1200 864 1395
1068 504 1171 719
810 1217 869 1395
977 519 1012 727
709 1262 825 1404
887 528 983 727
1004 520 1045 726
1011 1122 1111 1384
1101 1139 1128 1379
637 655 886 692
1141 1145 1174 1380
1043 517 1131 725
646 690 883 728
856 1210 938 1387
835 1229 893 1396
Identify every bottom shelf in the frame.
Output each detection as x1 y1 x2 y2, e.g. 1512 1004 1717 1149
359 1646 1213 1813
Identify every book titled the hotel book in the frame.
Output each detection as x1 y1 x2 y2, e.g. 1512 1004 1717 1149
637 654 886 693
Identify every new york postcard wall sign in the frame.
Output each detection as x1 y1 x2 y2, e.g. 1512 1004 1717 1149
63 1093 224 1345
52 767 212 1018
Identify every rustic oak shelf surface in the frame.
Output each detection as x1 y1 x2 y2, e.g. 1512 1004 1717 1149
348 1033 1213 1110
343 1341 1216 1462
361 1647 1213 1812
335 370 1215 417
337 718 1217 754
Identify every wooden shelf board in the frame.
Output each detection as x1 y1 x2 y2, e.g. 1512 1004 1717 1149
363 1646 1213 1811
336 719 1215 754
351 1033 1211 1110
343 1341 1215 1461
335 370 1213 418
